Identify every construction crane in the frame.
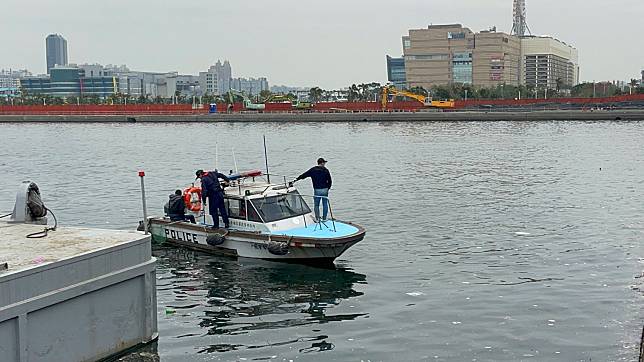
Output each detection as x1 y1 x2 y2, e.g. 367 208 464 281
381 86 454 110
228 89 265 111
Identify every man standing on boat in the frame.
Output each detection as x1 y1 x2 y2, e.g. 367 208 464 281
294 158 332 222
196 169 231 229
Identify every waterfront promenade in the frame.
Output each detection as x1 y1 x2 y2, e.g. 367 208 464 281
1 109 644 122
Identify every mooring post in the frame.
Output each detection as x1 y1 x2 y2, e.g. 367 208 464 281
138 170 149 234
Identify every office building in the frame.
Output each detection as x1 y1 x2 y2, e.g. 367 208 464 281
199 67 219 95
401 24 520 89
520 36 579 89
472 30 521 87
20 66 117 98
402 24 475 89
386 56 406 89
45 34 68 74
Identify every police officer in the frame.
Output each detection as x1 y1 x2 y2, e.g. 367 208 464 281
196 169 231 229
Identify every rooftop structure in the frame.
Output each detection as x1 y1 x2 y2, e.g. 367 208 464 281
511 0 531 36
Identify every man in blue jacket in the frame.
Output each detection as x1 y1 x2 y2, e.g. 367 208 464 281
196 169 231 229
294 158 332 222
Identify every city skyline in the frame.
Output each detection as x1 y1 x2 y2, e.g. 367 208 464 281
2 0 642 89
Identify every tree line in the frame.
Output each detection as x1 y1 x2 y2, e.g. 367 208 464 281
1 80 642 106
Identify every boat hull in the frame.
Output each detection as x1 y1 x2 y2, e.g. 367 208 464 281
148 218 365 263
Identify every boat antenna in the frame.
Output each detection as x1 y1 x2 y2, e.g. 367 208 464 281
215 137 219 171
263 135 270 183
232 147 239 174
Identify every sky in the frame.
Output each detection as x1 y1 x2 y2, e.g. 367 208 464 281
2 0 643 89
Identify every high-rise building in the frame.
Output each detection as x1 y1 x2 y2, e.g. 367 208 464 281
520 36 579 89
401 24 519 89
45 34 68 74
386 55 406 89
199 60 232 95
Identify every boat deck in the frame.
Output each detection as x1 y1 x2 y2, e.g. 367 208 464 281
268 220 360 238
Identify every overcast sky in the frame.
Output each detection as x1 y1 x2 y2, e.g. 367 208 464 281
2 0 642 89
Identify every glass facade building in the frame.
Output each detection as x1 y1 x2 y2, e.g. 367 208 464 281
386 56 406 89
20 67 117 98
46 34 68 74
452 52 473 84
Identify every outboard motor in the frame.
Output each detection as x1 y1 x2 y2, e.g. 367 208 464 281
9 181 48 225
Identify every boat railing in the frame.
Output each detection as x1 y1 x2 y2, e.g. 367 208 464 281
275 191 337 233
236 172 338 232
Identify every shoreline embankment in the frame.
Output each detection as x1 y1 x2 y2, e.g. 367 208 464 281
1 109 643 123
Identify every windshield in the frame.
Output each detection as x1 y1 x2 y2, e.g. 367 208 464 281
250 190 311 222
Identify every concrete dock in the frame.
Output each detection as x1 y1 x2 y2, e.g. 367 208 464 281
1 109 643 123
0 221 157 362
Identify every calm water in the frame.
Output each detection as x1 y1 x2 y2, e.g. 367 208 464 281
1 121 643 361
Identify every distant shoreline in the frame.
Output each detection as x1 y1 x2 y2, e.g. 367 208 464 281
1 110 643 123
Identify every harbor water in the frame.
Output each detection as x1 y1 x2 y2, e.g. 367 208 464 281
1 120 642 361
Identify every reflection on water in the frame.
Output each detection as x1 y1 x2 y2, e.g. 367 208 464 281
153 246 367 359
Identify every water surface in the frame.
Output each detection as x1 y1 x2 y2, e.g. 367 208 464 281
1 120 642 361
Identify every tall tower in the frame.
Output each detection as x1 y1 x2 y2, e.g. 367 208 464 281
45 34 68 74
511 0 531 36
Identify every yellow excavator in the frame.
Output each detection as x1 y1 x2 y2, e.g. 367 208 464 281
381 86 454 110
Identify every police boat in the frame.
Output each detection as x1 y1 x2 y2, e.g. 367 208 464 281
146 170 366 264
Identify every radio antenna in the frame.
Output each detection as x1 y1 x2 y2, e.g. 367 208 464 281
263 135 270 183
215 136 219 171
232 147 239 173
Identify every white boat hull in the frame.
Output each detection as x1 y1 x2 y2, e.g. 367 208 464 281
149 219 364 263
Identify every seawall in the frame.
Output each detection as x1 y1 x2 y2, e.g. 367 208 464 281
1 109 643 123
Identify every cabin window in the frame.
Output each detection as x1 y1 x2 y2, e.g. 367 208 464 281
226 198 262 222
249 191 311 223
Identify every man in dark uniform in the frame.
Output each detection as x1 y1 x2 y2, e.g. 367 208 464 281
196 169 231 229
294 157 332 222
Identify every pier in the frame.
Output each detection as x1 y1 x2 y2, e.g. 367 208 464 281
0 221 157 362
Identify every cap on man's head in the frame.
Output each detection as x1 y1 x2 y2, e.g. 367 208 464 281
317 157 327 165
195 169 204 178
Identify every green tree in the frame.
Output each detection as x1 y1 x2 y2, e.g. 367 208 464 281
308 87 324 103
259 89 272 101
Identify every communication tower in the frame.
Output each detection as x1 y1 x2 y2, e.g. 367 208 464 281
511 0 531 36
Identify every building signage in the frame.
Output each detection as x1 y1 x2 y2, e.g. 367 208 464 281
447 32 465 39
